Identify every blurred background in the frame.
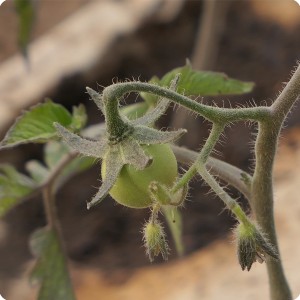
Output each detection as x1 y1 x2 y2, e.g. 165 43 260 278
0 0 300 299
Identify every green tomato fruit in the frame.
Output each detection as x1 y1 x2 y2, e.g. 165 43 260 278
101 144 178 208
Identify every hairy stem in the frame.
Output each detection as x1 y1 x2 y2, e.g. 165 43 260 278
102 82 269 124
41 153 76 298
172 123 224 193
251 63 300 300
252 122 292 300
198 165 249 224
172 145 252 200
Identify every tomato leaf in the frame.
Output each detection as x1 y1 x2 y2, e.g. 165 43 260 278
0 100 73 149
0 164 36 216
159 63 254 96
25 160 50 184
30 228 76 300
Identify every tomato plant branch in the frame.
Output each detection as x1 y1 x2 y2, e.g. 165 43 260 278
171 123 224 193
172 145 252 200
197 164 249 224
250 63 300 300
41 151 76 298
102 82 270 126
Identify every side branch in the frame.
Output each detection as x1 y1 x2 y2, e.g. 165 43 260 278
271 63 300 120
172 145 252 200
103 82 270 124
172 123 224 193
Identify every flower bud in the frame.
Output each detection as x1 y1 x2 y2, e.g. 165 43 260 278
235 222 279 271
143 220 169 262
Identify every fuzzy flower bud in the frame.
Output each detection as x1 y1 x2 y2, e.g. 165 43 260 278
235 222 279 271
143 219 169 262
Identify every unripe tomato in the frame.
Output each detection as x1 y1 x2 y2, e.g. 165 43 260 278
101 144 178 208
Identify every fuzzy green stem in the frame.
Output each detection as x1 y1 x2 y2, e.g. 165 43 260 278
102 82 269 124
197 123 225 164
41 154 77 299
172 145 252 200
102 88 132 142
251 64 300 300
198 165 250 225
252 121 292 300
172 123 224 193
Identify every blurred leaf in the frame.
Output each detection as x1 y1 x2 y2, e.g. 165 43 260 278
121 102 149 120
140 76 160 105
70 104 87 131
44 140 70 169
44 140 94 187
162 206 184 256
25 160 49 184
14 0 35 58
0 164 36 216
0 100 73 149
30 227 76 300
159 63 254 96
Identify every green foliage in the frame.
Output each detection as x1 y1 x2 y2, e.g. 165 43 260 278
14 0 35 57
25 140 94 187
0 101 86 149
159 63 254 96
43 140 94 187
30 228 76 300
120 102 149 120
0 164 36 216
140 63 254 104
69 104 87 131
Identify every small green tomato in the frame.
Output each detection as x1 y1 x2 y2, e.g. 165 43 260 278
101 144 178 208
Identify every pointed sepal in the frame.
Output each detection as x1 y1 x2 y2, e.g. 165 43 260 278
235 222 279 271
54 123 107 158
88 148 123 209
86 87 105 115
132 98 170 126
120 138 151 170
132 126 186 145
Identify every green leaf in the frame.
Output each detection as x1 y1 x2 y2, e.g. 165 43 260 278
44 141 94 187
159 63 254 96
120 102 149 120
25 160 50 184
0 164 36 216
70 104 87 131
162 207 184 256
0 100 73 149
30 228 76 300
14 0 35 58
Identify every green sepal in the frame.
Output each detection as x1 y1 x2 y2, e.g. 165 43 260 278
54 123 107 158
132 126 186 145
